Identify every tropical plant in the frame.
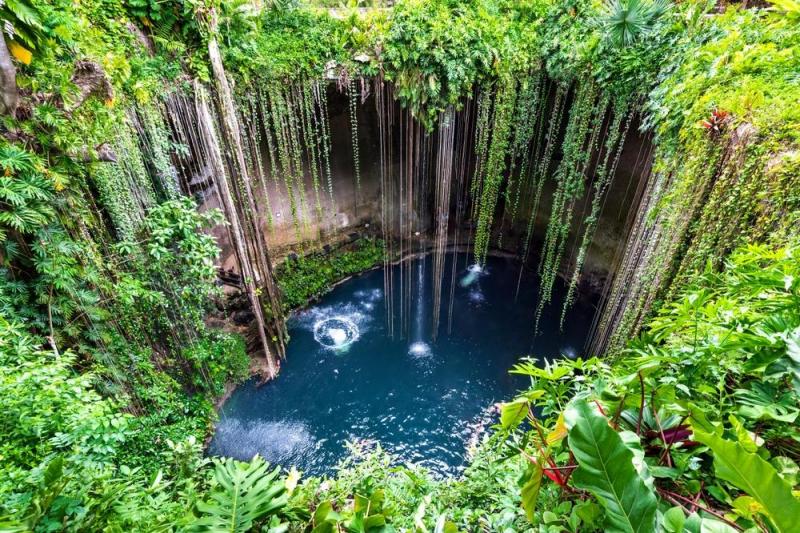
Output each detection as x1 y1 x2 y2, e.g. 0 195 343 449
767 0 800 20
0 144 55 239
599 0 669 47
692 421 800 533
493 240 800 530
0 0 44 58
2 0 800 531
276 238 384 311
565 400 657 532
189 457 289 533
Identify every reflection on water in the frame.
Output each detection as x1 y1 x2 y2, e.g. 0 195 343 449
208 253 595 476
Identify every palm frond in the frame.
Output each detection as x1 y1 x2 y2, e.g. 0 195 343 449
600 0 670 47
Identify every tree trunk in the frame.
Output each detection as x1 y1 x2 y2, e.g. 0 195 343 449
203 8 285 375
195 85 279 378
0 37 19 117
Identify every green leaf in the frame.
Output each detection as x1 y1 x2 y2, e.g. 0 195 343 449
433 515 458 533
692 427 800 533
314 501 339 525
43 456 63 486
189 456 288 533
661 506 685 533
364 514 387 529
520 462 543 522
311 523 336 533
354 494 370 514
565 399 657 533
500 398 529 429
698 518 738 533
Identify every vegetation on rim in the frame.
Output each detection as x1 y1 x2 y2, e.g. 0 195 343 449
0 0 798 531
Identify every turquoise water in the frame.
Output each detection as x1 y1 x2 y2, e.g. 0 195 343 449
209 253 594 476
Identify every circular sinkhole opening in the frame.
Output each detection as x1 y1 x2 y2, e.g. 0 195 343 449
209 252 597 476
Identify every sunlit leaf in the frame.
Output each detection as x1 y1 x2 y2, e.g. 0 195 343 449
692 427 800 533
565 399 657 532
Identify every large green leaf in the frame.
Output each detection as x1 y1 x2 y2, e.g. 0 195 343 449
189 456 288 533
692 427 800 533
520 462 543 522
565 400 657 533
500 398 529 429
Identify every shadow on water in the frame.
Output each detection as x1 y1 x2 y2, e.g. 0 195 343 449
208 252 596 476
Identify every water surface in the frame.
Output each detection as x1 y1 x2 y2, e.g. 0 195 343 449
209 253 594 476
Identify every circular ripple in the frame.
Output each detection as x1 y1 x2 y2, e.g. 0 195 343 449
313 316 359 349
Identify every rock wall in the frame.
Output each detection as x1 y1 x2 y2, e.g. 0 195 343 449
198 84 653 290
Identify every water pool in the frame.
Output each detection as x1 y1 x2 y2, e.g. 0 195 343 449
209 252 594 476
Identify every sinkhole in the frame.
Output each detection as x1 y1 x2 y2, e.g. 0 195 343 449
209 252 596 476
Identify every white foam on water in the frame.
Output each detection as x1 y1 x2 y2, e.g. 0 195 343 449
460 271 479 287
295 301 374 352
313 316 360 350
329 328 347 346
460 263 489 287
408 341 432 358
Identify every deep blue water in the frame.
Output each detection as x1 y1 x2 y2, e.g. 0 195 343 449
209 253 595 476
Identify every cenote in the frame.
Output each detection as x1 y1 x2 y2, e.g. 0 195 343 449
209 252 596 476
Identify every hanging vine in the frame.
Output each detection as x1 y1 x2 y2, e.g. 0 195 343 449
517 83 567 281
499 70 543 245
560 98 632 326
534 80 601 331
284 86 310 232
130 102 181 201
348 76 362 194
469 88 493 224
315 79 335 201
92 116 157 239
431 107 455 339
266 84 302 235
472 76 517 265
298 81 323 220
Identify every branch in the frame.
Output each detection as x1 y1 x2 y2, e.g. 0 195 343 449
637 371 645 434
657 488 742 531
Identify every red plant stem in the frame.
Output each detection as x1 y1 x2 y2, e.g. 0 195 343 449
521 412 565 486
692 483 704 513
528 409 560 472
561 451 577 485
519 449 566 486
593 399 607 417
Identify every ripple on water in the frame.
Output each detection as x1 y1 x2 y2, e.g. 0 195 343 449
296 302 375 354
313 316 359 349
211 253 597 477
212 419 318 464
